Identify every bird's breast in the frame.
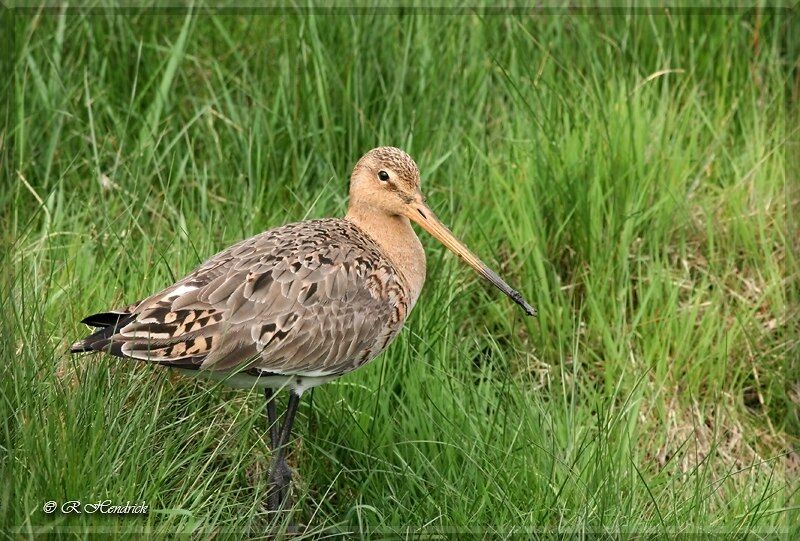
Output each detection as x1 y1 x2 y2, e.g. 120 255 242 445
344 212 427 312
396 234 426 312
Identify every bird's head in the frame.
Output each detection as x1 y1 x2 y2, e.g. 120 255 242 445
348 146 536 317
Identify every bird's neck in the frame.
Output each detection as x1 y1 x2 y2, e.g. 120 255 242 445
344 206 427 309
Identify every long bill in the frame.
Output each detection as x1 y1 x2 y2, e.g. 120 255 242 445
404 200 537 316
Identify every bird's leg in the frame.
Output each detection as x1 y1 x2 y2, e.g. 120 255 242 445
264 387 288 508
264 388 280 451
267 390 300 512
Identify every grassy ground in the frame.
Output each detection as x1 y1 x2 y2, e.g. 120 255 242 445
2 5 797 537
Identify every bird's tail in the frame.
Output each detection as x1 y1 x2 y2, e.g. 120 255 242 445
70 312 133 353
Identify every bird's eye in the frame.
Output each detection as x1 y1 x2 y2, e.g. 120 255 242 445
378 170 390 182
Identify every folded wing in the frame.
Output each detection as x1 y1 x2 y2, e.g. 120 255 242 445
72 219 408 378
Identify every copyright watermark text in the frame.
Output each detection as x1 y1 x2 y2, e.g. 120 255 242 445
42 500 149 515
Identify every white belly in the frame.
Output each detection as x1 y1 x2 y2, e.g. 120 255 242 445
175 368 338 395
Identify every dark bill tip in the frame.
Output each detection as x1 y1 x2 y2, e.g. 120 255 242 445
481 265 537 317
510 289 537 317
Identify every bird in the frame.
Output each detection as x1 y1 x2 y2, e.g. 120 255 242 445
71 146 536 511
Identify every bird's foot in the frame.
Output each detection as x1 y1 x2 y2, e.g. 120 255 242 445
267 458 292 511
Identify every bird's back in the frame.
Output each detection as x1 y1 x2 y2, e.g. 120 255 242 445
72 218 413 383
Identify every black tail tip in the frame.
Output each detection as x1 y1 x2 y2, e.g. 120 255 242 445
80 312 128 329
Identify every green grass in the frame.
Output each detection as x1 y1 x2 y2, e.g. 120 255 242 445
2 5 797 537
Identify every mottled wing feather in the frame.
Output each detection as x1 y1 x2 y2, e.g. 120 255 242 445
83 219 408 378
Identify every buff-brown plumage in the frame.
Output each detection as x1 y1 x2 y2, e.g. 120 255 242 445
71 146 536 513
71 218 412 383
72 146 535 394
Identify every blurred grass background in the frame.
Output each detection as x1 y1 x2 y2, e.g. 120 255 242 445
1 4 797 537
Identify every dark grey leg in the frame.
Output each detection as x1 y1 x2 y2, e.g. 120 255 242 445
267 391 300 511
264 388 280 450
